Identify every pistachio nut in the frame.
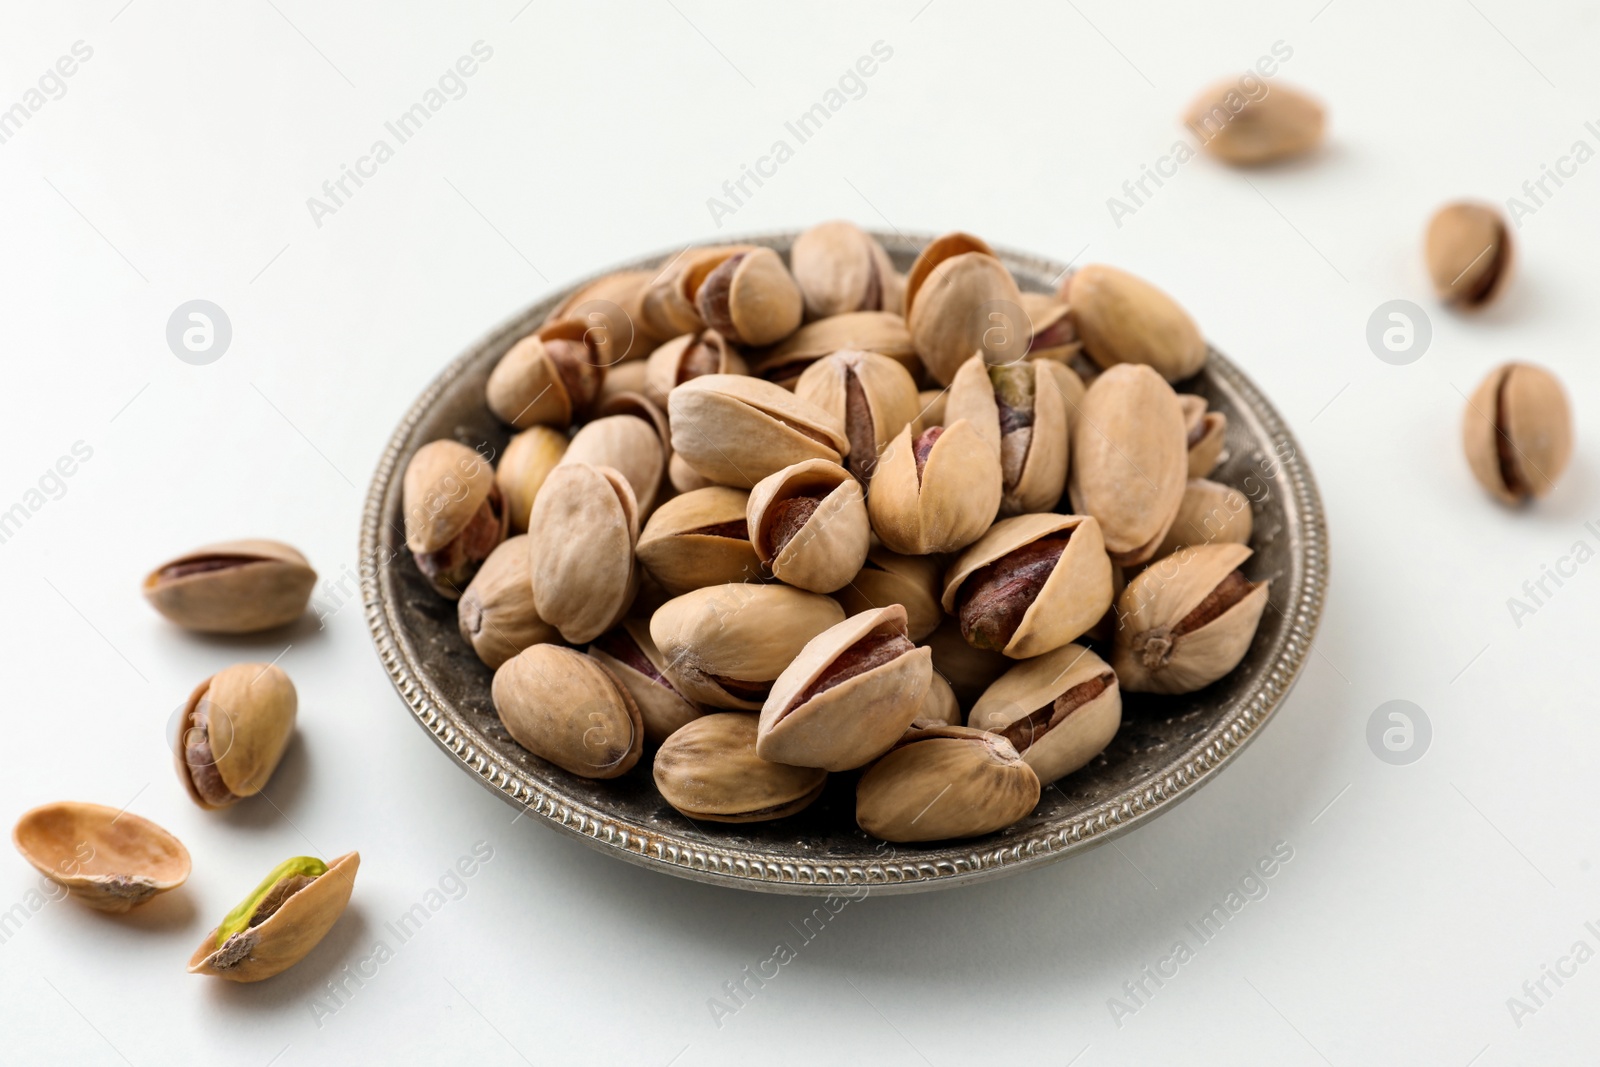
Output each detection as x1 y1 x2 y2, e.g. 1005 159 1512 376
636 486 761 595
143 539 317 634
595 389 670 448
918 670 962 726
747 459 870 594
669 452 716 494
403 439 508 598
917 388 947 429
1462 362 1572 504
794 349 921 484
596 358 651 410
832 546 943 642
757 605 933 771
589 619 704 746
866 420 1002 555
1427 202 1512 309
496 426 567 534
649 583 846 709
543 268 660 362
904 232 1028 385
174 662 297 810
644 329 746 407
13 801 190 913
924 617 1009 706
1021 291 1083 363
1063 264 1206 382
189 852 359 982
1067 364 1187 566
1185 79 1325 165
527 463 639 643
639 245 750 339
790 220 905 318
750 310 917 387
945 354 1070 515
485 319 604 428
1154 479 1253 559
667 374 849 488
493 644 643 777
559 414 666 515
1180 394 1227 478
458 535 559 669
941 513 1114 659
855 723 1040 843
686 246 804 347
969 644 1121 785
654 713 826 823
1112 542 1269 694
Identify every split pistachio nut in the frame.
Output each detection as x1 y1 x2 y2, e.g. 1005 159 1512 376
1063 264 1206 382
559 414 666 515
750 310 917 387
143 540 316 634
175 663 297 810
832 546 943 642
790 220 904 318
644 329 746 407
543 267 658 362
649 583 846 709
636 486 761 595
589 619 704 746
904 231 1028 385
1068 364 1187 566
1462 362 1572 505
1021 292 1083 364
794 349 921 484
1180 394 1227 478
189 852 359 982
654 713 826 823
527 463 639 644
493 644 643 777
486 319 604 428
402 439 508 599
1154 479 1253 559
757 605 932 771
867 420 1002 555
458 535 558 670
969 644 1121 785
496 427 567 534
747 459 869 594
640 245 750 339
668 374 850 489
687 246 804 347
1112 543 1270 694
946 354 1070 515
941 513 1113 659
1185 79 1325 166
855 723 1040 843
13 801 190 913
1426 202 1512 309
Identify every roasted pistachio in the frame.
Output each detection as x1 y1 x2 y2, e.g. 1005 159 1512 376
559 414 666 515
1462 362 1572 504
1154 479 1253 559
493 644 643 777
13 802 190 913
904 232 1027 385
747 460 869 593
458 535 558 669
856 723 1040 842
596 359 651 410
403 440 508 599
543 267 660 362
1426 202 1512 309
945 354 1070 515
750 310 918 386
589 620 704 745
636 486 761 595
527 463 639 643
639 245 750 339
654 713 826 823
174 663 297 810
595 389 670 449
1063 264 1206 382
790 220 905 318
832 546 943 642
969 644 1121 784
668 374 849 488
924 617 1009 706
687 246 804 347
189 852 358 982
669 453 716 493
794 349 921 484
496 427 567 534
644 329 746 406
1185 79 1325 165
486 319 604 428
1180 394 1227 478
867 420 1002 555
143 540 316 634
1021 291 1083 364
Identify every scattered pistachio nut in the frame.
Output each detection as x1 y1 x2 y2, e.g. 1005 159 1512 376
13 801 190 913
790 219 905 317
189 852 358 982
867 420 1002 555
668 373 849 488
946 354 1071 515
527 463 639 644
559 414 666 515
855 723 1040 843
496 427 567 534
747 459 869 593
636 486 761 595
969 643 1121 785
904 232 1028 385
486 319 604 428
1154 479 1253 559
493 644 643 778
174 662 297 810
1185 79 1325 166
458 535 559 670
402 439 508 599
143 539 317 634
588 619 703 746
794 349 921 484
1064 264 1206 382
1426 202 1512 309
654 713 826 823
1462 362 1572 504
832 546 944 642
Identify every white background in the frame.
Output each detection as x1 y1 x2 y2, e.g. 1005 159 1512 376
2 1 1597 1063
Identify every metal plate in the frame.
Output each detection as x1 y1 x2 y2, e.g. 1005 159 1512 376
361 232 1329 895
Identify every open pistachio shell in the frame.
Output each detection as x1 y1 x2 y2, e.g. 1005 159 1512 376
174 663 297 810
969 644 1121 785
750 310 918 387
654 713 826 823
1064 264 1206 382
559 414 665 515
458 535 559 670
945 354 1070 515
589 619 704 746
639 245 751 339
856 723 1040 843
493 644 643 778
403 440 507 598
867 419 1001 555
13 801 190 913
496 427 567 534
1462 362 1572 505
143 539 317 634
542 268 660 362
1185 79 1325 165
527 463 639 644
1021 291 1083 363
668 374 849 488
688 246 804 347
644 330 745 407
189 852 358 982
794 349 921 484
832 546 943 642
1180 394 1227 478
790 220 902 318
485 319 604 428
904 233 1028 385
1427 202 1512 308
1154 479 1253 559
636 486 760 595
747 460 869 594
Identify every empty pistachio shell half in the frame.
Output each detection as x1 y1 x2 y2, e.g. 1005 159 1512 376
527 463 639 644
636 486 761 595
589 619 703 746
904 232 1028 386
559 414 666 515
1462 362 1573 504
757 605 933 771
687 246 804 347
969 644 1121 785
654 713 826 823
1185 79 1325 166
1064 264 1206 382
790 220 903 318
458 535 559 670
1426 202 1512 309
486 319 604 428
496 427 567 534
1112 543 1269 694
1154 479 1253 559
402 440 508 599
832 546 943 642
644 330 745 407
189 852 358 982
794 349 921 484
143 539 317 634
750 310 917 387
175 663 297 810
1180 394 1227 478
13 801 190 913
856 723 1040 843
747 459 869 594
867 420 1002 555
668 374 849 488
493 644 643 777
946 354 1070 515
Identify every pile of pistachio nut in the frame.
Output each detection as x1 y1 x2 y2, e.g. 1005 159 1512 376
402 224 1270 844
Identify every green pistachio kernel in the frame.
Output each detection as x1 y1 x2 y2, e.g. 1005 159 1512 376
216 856 327 947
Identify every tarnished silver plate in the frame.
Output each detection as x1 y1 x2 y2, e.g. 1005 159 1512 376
361 232 1328 895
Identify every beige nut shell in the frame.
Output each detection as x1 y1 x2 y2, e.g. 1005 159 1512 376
175 662 297 809
493 645 643 778
751 310 917 386
188 852 359 982
142 539 317 635
968 643 1121 785
1064 264 1206 382
1462 362 1572 504
458 535 559 670
1185 79 1325 166
945 354 1070 516
747 460 869 593
653 713 826 823
867 419 1002 555
636 486 760 595
794 349 921 484
668 374 849 488
559 414 665 515
403 440 496 554
905 234 1027 385
855 724 1040 843
1154 479 1253 559
13 801 191 913
832 547 943 642
527 463 639 644
588 619 704 746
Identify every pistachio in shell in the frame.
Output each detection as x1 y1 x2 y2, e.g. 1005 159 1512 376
485 319 605 428
458 535 559 670
542 267 657 362
832 546 943 642
559 414 666 515
945 354 1070 515
496 426 568 534
855 723 1040 843
143 539 317 634
1021 291 1083 364
1063 264 1206 382
924 617 1010 706
527 463 639 644
589 620 704 746
1180 394 1227 478
13 801 190 913
917 670 962 727
175 662 297 810
189 852 358 982
667 374 849 489
917 388 947 429
794 349 921 484
594 389 671 449
640 246 752 340
1154 479 1253 559
654 713 826 823
1462 362 1572 504
636 486 761 595
596 359 652 411
968 644 1121 785
790 220 904 318
688 246 804 347
903 232 1028 386
867 420 1002 555
493 644 643 778
644 329 746 407
1426 202 1512 309
1185 79 1325 166
669 452 716 494
750 310 918 387
747 459 869 594
402 439 508 599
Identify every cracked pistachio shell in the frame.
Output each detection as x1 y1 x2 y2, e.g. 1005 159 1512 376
588 619 703 746
1022 292 1083 364
757 606 933 771
1154 479 1253 559
654 713 826 823
942 513 1113 659
403 440 496 553
1112 542 1269 694
559 414 666 515
543 268 659 363
649 584 845 709
639 245 751 339
832 546 943 642
747 460 869 594
667 374 849 488
1462 362 1572 504
527 464 639 644
1063 264 1206 382
856 723 1040 843
486 319 604 428
496 427 567 534
1068 364 1187 566
946 354 1070 516
1426 202 1512 309
750 310 918 387
904 233 1027 385
687 246 804 347
458 536 559 670
143 540 316 634
925 617 1009 706
189 851 358 982
1186 79 1325 165
1180 394 1227 478
636 486 760 595
867 420 1001 555
174 663 297 810
969 644 1121 785
13 802 190 914
794 349 921 484
644 330 746 407
790 220 905 318
918 670 961 726
493 644 643 777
